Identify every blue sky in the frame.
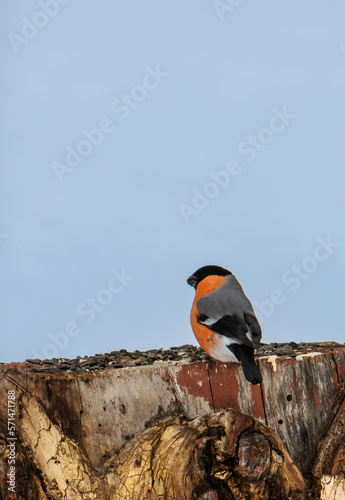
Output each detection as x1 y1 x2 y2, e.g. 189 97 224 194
1 1 345 362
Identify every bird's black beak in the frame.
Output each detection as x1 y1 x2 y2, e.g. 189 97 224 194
187 275 197 287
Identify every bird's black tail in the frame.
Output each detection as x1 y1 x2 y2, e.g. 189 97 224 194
228 344 262 385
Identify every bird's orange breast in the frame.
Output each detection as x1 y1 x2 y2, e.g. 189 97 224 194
190 275 228 354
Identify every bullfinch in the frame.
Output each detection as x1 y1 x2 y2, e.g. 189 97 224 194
187 265 262 385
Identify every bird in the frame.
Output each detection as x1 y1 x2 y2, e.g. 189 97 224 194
187 265 262 385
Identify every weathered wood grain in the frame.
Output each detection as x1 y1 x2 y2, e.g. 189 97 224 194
260 350 340 474
312 388 345 499
107 408 306 500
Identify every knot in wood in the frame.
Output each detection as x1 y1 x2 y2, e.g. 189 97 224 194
236 432 270 481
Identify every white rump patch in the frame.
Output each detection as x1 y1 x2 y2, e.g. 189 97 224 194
208 334 239 363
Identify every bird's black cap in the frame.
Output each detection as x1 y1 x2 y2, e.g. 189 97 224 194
187 265 231 288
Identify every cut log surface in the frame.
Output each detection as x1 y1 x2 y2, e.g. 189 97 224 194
0 342 344 499
108 409 306 499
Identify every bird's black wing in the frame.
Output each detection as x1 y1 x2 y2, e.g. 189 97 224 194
197 313 254 348
244 312 262 349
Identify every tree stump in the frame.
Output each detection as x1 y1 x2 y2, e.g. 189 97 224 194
0 342 344 499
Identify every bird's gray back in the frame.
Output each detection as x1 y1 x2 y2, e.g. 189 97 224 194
197 274 255 319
